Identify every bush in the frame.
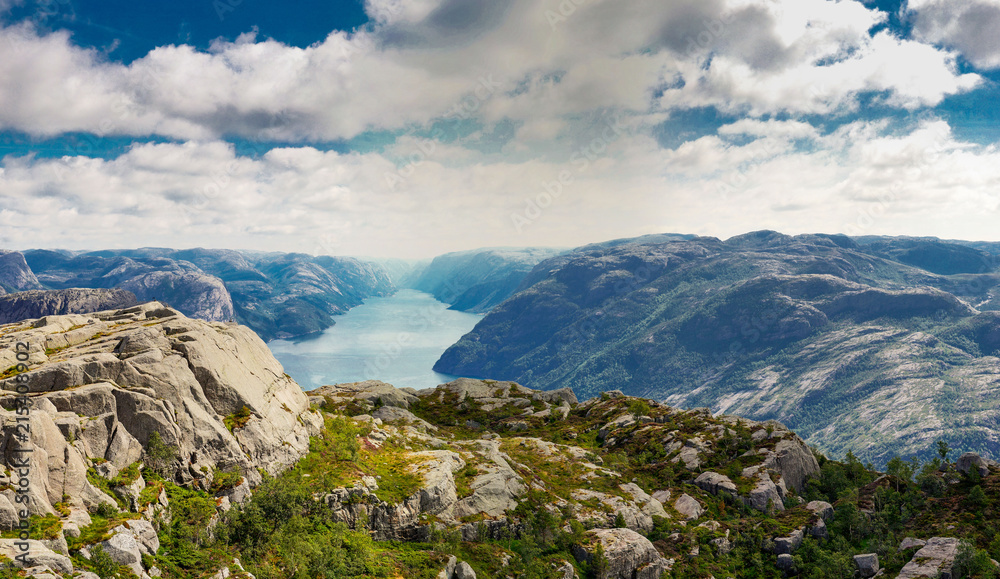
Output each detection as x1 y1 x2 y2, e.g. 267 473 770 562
210 467 244 494
953 540 998 579
145 431 177 476
627 399 651 417
90 544 121 579
224 406 254 432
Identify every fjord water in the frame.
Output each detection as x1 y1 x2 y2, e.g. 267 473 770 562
267 289 482 391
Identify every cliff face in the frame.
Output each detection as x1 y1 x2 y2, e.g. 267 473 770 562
410 247 564 313
0 288 138 324
0 250 43 294
21 248 396 341
0 302 322 521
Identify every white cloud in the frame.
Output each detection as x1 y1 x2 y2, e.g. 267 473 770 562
909 0 1000 69
3 118 1000 255
0 0 984 143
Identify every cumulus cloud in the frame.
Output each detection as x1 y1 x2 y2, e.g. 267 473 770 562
0 0 984 142
3 118 1000 255
909 0 1000 69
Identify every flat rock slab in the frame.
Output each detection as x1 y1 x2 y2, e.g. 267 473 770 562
896 537 960 579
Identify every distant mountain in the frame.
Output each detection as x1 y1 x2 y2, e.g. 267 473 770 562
20 248 394 341
0 288 137 324
410 247 565 312
0 249 43 294
434 230 1000 465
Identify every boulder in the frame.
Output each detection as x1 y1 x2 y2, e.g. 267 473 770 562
773 529 804 555
555 560 578 579
619 483 669 519
694 472 737 496
100 525 145 576
571 489 654 532
899 537 927 551
673 494 704 520
897 537 960 579
571 528 673 579
0 539 73 574
437 556 458 579
776 554 794 571
759 437 821 492
853 553 879 578
810 518 828 540
805 500 834 521
454 561 477 579
956 452 996 478
745 471 784 513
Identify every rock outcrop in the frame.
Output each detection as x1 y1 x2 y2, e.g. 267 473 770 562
896 537 961 579
0 289 138 324
0 302 322 520
571 528 673 579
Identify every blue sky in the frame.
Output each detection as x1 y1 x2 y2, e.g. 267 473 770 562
1 0 1000 257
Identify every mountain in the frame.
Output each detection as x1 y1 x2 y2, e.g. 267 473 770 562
1 311 994 579
0 249 43 294
434 231 1000 466
0 288 137 324
20 248 395 341
410 247 565 312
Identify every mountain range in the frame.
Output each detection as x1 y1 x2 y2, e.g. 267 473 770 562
6 232 1000 467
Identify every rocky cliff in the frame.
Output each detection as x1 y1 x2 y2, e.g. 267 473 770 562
20 248 396 341
0 289 138 324
0 250 43 294
0 302 321 523
410 247 564 313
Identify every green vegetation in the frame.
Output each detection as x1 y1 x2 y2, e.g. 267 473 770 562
145 431 177 476
224 405 254 432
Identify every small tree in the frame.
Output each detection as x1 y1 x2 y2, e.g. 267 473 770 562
969 485 988 509
937 440 951 462
145 431 177 476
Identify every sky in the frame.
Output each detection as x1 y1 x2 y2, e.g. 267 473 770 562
1 0 999 258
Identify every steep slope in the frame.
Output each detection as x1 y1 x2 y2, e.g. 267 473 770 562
410 247 564 312
22 248 395 341
0 250 43 294
435 231 1000 465
0 288 138 323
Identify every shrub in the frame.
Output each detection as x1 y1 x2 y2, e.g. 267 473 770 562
90 544 121 578
145 431 177 476
224 406 253 432
210 467 244 494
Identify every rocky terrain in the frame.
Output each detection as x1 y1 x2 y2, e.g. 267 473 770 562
0 306 998 578
0 289 138 324
17 248 395 341
410 248 565 313
435 231 1000 466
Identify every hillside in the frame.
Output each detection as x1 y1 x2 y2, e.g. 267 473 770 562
18 248 394 341
411 248 565 313
1 312 997 579
0 289 138 324
434 231 1000 466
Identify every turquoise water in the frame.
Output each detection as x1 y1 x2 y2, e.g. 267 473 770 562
267 289 482 391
